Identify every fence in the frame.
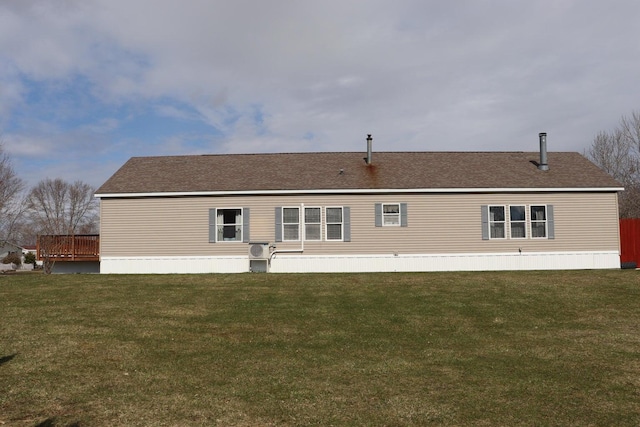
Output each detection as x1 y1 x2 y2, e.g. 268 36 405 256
620 219 640 267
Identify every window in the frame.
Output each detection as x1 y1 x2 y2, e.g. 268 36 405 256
482 204 554 241
305 207 321 240
216 208 243 242
489 206 506 239
531 205 547 238
325 207 343 241
375 203 408 227
276 206 350 242
510 205 526 238
281 207 321 241
282 207 300 241
383 204 400 226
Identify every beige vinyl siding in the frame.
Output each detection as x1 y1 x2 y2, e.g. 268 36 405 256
99 192 620 257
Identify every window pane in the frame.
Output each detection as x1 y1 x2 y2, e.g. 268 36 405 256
490 223 505 238
383 204 400 214
531 223 546 238
511 223 526 238
510 206 525 221
305 224 321 240
384 215 400 225
327 224 342 240
284 224 299 240
490 206 505 221
383 203 400 226
488 206 505 239
326 208 342 223
217 209 242 241
531 206 546 220
305 207 320 223
304 207 321 240
222 209 241 224
509 206 526 238
283 208 299 223
218 225 240 241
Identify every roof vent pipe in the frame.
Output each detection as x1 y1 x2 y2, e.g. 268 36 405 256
538 132 549 171
366 134 373 165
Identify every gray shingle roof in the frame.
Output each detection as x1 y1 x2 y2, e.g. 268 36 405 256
95 151 622 195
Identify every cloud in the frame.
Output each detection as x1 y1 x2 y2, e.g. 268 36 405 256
1 0 640 188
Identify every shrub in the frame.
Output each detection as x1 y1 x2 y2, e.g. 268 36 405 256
2 252 22 266
24 251 36 266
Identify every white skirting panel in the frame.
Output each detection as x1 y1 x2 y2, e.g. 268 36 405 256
100 256 249 274
268 251 621 273
100 251 620 274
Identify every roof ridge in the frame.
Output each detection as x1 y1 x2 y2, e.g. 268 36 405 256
129 150 578 160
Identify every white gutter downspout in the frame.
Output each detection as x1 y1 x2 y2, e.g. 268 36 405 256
269 203 304 264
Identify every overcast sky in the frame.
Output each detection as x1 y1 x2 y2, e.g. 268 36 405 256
1 0 639 188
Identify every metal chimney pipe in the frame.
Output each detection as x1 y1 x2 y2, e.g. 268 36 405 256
538 132 549 171
366 134 372 165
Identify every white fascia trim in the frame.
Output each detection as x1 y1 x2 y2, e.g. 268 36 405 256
94 187 624 198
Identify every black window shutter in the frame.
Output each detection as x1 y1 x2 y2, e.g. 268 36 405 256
275 207 282 242
343 207 351 242
243 208 250 243
547 205 555 239
375 203 382 227
400 203 408 227
481 205 489 240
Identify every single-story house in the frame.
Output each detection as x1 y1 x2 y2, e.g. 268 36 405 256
95 134 623 274
0 241 27 271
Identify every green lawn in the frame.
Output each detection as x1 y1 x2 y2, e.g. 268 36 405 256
1 270 639 426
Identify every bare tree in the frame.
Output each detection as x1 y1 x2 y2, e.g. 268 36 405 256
26 178 98 234
0 144 25 243
620 111 640 149
26 178 98 273
586 111 640 218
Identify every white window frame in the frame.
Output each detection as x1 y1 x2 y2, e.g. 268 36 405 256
325 206 344 241
216 208 243 242
304 206 322 241
530 205 548 239
509 205 527 239
282 206 301 241
382 203 401 227
488 205 506 240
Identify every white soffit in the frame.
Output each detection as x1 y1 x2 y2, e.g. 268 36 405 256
95 187 624 198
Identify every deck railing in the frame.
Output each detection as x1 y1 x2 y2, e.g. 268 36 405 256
36 234 100 261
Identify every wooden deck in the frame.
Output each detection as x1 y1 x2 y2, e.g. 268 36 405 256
36 234 100 262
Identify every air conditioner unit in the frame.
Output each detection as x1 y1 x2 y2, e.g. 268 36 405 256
248 242 270 260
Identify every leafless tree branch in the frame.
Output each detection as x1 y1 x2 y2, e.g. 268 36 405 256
26 178 98 235
0 144 26 244
586 111 640 217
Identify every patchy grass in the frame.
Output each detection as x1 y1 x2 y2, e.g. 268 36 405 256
1 270 639 426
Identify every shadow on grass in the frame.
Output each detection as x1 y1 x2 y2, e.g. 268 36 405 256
35 418 81 427
0 353 17 366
